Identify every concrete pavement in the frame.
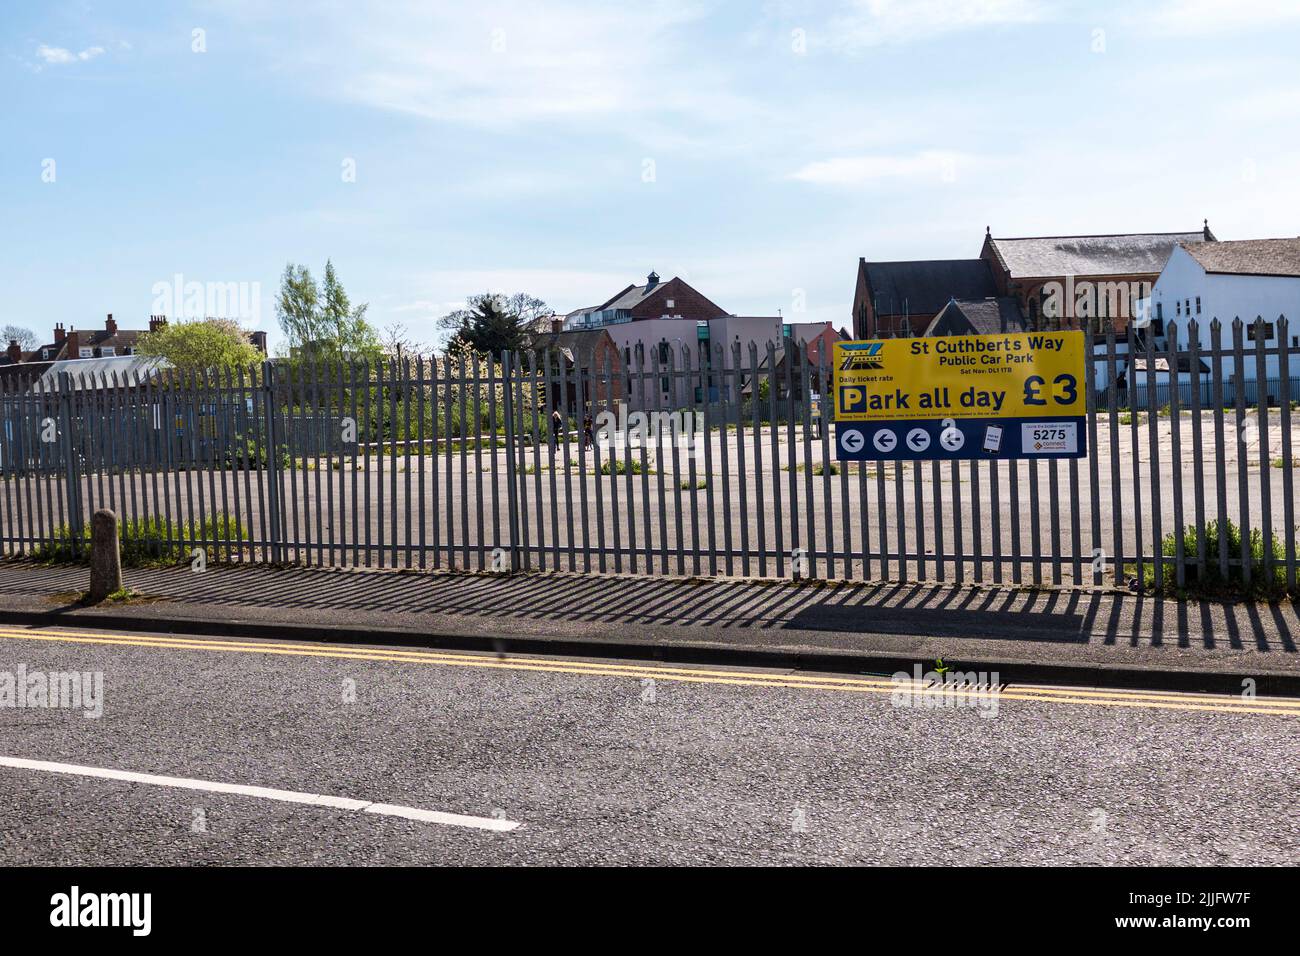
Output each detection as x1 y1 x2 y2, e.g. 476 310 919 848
0 562 1296 692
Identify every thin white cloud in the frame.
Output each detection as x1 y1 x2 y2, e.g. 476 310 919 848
223 0 720 129
826 0 1049 49
788 151 969 186
1133 0 1300 34
36 44 105 65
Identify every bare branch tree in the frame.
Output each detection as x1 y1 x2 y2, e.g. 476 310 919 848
1 325 39 351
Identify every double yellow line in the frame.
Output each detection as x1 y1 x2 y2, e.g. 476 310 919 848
1 625 1298 717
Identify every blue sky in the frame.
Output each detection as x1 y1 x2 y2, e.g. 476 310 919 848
3 0 1300 351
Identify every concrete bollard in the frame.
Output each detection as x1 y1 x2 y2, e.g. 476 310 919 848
88 509 122 602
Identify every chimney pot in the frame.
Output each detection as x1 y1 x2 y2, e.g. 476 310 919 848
53 323 66 343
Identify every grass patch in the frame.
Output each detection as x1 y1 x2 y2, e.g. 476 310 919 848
600 459 654 476
1127 518 1297 599
47 587 162 607
31 512 250 567
781 461 840 476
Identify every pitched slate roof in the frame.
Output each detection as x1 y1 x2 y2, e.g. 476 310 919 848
1181 238 1300 278
987 231 1208 279
926 297 1027 336
70 329 147 356
596 282 667 312
863 259 998 317
28 328 148 362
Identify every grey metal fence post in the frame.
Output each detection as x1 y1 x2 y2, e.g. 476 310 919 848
261 360 284 563
501 350 522 571
57 371 83 553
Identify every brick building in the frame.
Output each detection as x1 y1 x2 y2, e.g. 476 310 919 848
852 222 1216 338
852 258 999 338
979 223 1216 331
534 324 625 408
562 271 842 409
2 314 269 370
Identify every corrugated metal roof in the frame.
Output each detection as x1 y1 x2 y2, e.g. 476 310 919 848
32 355 168 390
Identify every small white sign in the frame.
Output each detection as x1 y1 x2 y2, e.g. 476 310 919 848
983 424 1003 453
1021 422 1078 455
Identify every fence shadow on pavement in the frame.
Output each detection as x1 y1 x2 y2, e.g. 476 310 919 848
2 562 1295 655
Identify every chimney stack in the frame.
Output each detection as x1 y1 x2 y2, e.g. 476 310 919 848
66 329 80 358
551 316 563 334
149 314 168 334
6 340 22 363
53 323 66 344
105 313 117 334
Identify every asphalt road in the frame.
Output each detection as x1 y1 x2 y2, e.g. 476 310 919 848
0 623 1297 865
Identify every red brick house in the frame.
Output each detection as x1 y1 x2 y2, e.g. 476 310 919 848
534 324 625 408
2 314 269 369
564 272 729 330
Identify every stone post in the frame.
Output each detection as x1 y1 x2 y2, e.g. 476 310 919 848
88 509 122 602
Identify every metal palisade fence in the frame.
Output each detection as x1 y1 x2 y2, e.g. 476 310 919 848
0 317 1296 595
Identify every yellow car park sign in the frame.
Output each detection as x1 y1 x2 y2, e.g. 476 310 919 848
833 332 1088 461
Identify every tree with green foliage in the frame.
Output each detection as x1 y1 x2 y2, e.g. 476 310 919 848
439 292 551 357
135 317 261 372
275 260 381 362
